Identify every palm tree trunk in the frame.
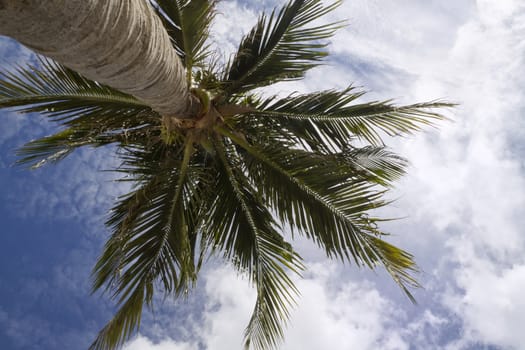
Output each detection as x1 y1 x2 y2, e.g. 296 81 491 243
0 0 199 118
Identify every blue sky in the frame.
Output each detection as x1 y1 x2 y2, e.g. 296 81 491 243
1 1 525 349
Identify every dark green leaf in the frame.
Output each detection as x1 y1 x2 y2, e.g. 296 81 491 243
252 87 452 147
222 0 343 96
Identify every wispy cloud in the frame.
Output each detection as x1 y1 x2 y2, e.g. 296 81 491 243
327 1 525 349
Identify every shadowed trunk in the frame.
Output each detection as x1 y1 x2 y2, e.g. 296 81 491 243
0 0 200 118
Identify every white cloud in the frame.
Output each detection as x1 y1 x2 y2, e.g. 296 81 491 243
444 237 525 349
335 1 525 349
282 263 407 350
210 1 258 61
194 263 412 350
123 336 196 350
199 265 255 349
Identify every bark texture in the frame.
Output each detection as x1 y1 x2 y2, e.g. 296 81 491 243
0 0 198 118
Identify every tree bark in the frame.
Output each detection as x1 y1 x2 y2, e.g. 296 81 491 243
0 0 199 118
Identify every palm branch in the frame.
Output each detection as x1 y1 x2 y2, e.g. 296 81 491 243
90 137 210 350
0 58 155 168
221 0 344 96
0 0 453 349
251 87 452 148
211 137 303 349
216 125 418 290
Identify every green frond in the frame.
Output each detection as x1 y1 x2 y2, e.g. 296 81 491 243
15 122 158 169
252 87 452 147
207 136 303 350
0 57 150 117
221 0 343 96
365 235 420 302
152 0 217 83
217 125 418 297
236 109 408 185
88 288 146 350
0 57 159 167
90 140 203 350
339 146 408 186
15 127 123 169
16 128 89 169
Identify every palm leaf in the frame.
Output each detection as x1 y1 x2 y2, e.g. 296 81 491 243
229 103 408 185
90 140 202 350
221 0 343 96
0 57 157 167
339 146 407 186
15 128 115 169
217 125 419 297
152 0 217 83
207 136 303 350
252 87 452 147
0 57 150 118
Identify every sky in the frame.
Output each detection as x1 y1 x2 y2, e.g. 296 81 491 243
0 0 524 349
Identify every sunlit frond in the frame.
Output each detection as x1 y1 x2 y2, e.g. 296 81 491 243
221 0 343 96
252 87 452 147
0 57 157 167
339 146 407 185
90 140 204 350
205 136 303 350
217 125 418 297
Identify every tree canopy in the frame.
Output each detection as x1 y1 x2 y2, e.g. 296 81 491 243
0 0 451 349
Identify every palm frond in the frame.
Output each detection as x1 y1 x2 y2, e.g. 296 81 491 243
152 0 217 83
0 57 151 117
206 136 303 350
252 87 452 147
339 146 407 186
15 128 113 169
90 140 203 350
229 103 408 185
0 57 158 167
217 125 418 296
221 0 343 96
88 289 146 350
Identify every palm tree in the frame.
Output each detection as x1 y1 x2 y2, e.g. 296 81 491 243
0 0 450 349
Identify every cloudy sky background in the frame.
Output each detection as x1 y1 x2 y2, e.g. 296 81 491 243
1 0 524 349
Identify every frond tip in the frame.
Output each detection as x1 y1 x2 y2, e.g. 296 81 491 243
222 0 344 95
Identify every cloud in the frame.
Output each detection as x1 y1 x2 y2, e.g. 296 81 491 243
210 1 258 61
281 264 407 350
130 263 462 350
179 263 413 350
444 237 525 349
123 336 197 350
333 1 525 349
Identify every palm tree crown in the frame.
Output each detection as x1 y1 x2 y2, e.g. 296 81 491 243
0 0 451 349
